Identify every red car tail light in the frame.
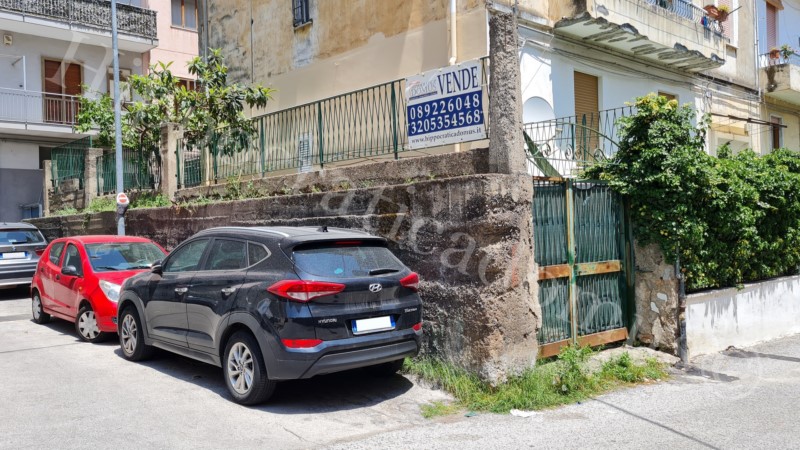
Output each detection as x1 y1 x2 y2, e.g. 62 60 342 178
281 338 323 348
400 272 420 291
34 248 45 256
267 280 345 302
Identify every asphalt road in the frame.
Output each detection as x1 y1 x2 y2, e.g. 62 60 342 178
1 286 799 449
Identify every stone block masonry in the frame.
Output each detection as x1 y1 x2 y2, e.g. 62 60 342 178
31 149 540 383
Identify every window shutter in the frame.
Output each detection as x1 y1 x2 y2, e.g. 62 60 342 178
718 0 733 41
43 60 62 94
573 72 600 156
64 63 82 96
767 3 777 49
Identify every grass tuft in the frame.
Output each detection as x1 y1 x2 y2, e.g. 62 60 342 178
404 346 668 417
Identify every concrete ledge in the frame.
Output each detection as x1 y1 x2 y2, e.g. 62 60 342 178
686 275 800 357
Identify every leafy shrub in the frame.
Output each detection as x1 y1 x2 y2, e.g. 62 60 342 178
586 94 800 290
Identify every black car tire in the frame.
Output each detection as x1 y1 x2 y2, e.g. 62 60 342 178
367 358 405 377
31 291 50 324
223 331 275 405
119 306 154 361
75 304 108 343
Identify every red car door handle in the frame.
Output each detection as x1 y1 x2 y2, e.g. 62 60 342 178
55 274 60 281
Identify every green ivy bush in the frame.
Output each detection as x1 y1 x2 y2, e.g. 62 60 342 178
585 94 800 291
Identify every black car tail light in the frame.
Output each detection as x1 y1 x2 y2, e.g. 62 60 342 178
267 280 345 302
399 272 420 292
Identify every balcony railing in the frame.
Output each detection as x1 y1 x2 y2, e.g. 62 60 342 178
645 0 725 36
759 52 800 69
0 0 157 39
0 87 81 126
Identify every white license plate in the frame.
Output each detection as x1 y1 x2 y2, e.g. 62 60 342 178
0 252 26 260
353 316 395 335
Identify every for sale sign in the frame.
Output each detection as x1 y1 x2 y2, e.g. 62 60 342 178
404 59 486 150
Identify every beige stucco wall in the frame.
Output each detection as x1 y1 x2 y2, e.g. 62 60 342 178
206 0 488 111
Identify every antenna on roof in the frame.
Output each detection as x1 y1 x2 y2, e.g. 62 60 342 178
318 225 328 233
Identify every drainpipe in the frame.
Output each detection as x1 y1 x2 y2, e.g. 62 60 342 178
449 0 460 152
675 253 688 364
753 0 762 152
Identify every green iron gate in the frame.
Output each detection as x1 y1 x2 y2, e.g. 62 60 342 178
533 178 634 357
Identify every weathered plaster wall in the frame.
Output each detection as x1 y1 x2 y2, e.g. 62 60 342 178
686 275 800 357
205 0 488 111
31 149 540 383
634 243 679 354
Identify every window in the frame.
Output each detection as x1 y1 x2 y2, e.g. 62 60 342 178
658 92 677 101
49 243 65 265
43 59 81 124
86 242 166 272
177 78 199 91
172 0 197 29
204 240 247 271
164 239 209 272
293 0 311 27
62 244 83 276
766 2 778 50
292 244 404 278
771 116 783 149
248 242 271 266
0 229 44 244
573 71 600 153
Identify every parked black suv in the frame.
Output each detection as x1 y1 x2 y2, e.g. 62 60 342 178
116 226 422 405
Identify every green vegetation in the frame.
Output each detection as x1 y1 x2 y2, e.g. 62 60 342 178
404 346 667 417
585 93 800 291
52 206 79 216
131 193 171 209
76 49 274 158
85 197 116 213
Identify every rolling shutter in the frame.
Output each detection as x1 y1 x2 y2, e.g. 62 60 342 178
64 63 82 96
718 0 733 41
574 72 600 156
767 3 777 49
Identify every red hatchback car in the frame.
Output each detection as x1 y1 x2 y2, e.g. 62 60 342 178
30 235 166 342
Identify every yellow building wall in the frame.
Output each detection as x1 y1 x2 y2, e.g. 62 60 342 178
206 0 488 113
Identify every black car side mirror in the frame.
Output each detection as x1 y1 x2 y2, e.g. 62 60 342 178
151 260 163 275
61 265 79 277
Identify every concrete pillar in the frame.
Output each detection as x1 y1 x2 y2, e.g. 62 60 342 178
488 9 527 175
83 148 105 207
42 160 51 217
160 123 184 201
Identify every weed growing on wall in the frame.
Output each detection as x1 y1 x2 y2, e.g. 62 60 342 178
586 93 800 290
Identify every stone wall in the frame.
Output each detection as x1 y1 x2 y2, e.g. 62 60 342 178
633 242 679 354
30 148 540 383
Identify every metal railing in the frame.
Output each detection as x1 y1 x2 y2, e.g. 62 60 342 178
523 106 635 178
758 52 800 69
0 0 157 39
96 147 161 195
0 87 82 125
643 0 725 37
177 58 490 188
50 136 92 191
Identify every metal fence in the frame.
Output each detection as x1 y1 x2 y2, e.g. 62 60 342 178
523 106 635 178
177 57 490 188
50 136 92 191
96 147 161 195
758 52 800 69
0 87 81 125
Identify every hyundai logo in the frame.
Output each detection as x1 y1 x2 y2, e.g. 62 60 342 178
369 283 383 293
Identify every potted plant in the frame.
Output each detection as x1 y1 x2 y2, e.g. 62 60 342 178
716 4 731 21
769 47 781 59
780 44 795 60
704 4 720 20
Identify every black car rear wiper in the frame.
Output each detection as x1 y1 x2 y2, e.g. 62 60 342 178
369 268 400 276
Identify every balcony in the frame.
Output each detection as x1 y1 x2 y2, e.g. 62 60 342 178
0 87 86 137
554 0 726 72
760 53 800 106
0 0 157 52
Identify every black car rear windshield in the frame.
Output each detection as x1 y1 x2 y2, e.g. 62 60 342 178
86 242 165 272
292 243 404 278
0 229 44 244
